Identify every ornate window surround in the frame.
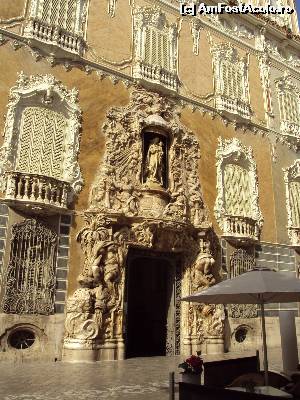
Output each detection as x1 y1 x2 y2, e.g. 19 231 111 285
24 0 89 56
276 74 300 144
210 42 251 121
214 138 263 242
0 72 83 209
283 159 300 248
132 6 179 92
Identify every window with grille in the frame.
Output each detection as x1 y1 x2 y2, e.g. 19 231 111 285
224 164 252 217
279 91 300 126
16 106 66 180
33 0 79 32
144 28 170 70
221 62 244 100
289 181 300 227
1 219 58 315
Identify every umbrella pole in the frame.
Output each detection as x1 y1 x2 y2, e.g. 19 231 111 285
260 302 269 386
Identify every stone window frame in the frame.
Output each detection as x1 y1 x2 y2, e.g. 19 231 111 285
132 6 179 92
210 42 252 121
276 74 300 140
0 72 83 201
214 137 263 240
283 159 300 247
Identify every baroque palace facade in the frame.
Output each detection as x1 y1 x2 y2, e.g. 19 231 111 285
0 0 299 362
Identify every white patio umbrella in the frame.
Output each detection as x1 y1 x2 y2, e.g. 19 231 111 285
182 267 300 386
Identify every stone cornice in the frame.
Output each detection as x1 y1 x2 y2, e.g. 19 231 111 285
0 28 298 154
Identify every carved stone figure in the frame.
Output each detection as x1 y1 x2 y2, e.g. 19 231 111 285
64 288 99 343
203 304 225 337
192 252 216 290
145 137 164 187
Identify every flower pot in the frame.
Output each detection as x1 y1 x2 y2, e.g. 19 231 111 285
181 373 201 385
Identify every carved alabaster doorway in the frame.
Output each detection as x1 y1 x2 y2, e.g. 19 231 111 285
125 249 181 358
63 86 224 362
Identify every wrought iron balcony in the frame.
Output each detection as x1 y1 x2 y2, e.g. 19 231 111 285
222 214 260 243
215 95 251 121
133 61 178 92
288 227 300 249
24 19 85 56
4 171 70 212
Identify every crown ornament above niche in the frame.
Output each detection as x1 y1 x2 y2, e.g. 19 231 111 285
89 86 210 229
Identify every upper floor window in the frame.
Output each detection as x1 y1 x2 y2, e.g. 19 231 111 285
214 138 263 242
0 73 83 210
133 6 178 92
24 0 87 54
276 74 300 139
211 43 251 121
283 160 300 248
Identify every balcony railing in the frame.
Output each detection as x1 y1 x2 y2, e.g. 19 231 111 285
215 96 251 120
4 171 70 210
133 61 178 92
288 227 300 249
24 19 85 55
222 215 259 242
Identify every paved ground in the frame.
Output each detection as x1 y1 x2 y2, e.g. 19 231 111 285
0 349 287 400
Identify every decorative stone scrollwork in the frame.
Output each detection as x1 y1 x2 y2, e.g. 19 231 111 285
107 0 117 17
0 72 83 207
258 54 273 122
283 160 300 249
190 19 202 56
214 138 263 243
64 215 129 353
90 85 210 228
64 86 215 360
64 288 99 347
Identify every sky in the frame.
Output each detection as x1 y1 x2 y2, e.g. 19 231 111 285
296 0 300 22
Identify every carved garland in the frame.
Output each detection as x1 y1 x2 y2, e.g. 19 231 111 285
0 72 83 197
214 137 263 239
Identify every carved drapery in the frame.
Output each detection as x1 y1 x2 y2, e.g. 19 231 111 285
214 138 263 242
63 87 220 359
283 160 300 248
0 73 83 205
228 249 257 319
1 219 57 315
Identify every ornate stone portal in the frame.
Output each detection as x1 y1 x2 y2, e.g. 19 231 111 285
63 86 225 361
